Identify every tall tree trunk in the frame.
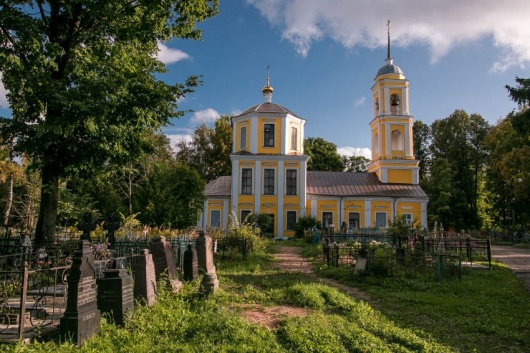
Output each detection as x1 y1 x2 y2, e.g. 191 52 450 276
34 161 59 245
2 143 14 226
2 173 13 226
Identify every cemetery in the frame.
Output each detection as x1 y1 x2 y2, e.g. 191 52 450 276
0 215 523 352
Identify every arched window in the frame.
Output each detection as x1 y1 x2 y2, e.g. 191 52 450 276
390 94 400 114
391 130 404 150
375 98 379 115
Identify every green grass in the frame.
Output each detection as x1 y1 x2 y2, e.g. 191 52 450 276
3 240 530 352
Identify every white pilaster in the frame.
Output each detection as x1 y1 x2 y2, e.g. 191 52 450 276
250 117 258 153
231 159 239 225
384 87 390 114
255 161 261 213
365 200 371 227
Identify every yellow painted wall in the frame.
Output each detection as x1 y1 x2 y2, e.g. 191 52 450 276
235 119 249 152
207 201 224 228
387 169 413 184
371 200 391 227
257 117 281 154
317 199 339 226
344 200 365 227
396 201 422 227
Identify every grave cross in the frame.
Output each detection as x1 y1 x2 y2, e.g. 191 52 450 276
78 213 97 242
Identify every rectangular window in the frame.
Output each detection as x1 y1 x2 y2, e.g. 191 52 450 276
240 126 247 150
286 211 297 230
241 210 251 223
375 212 387 227
286 169 297 195
322 212 333 228
241 168 252 194
263 169 275 195
403 213 413 226
348 213 360 229
291 127 297 151
210 210 221 228
264 124 275 147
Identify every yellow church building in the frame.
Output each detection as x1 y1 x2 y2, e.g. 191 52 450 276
200 30 428 237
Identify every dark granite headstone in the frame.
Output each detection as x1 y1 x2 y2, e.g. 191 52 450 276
149 236 182 292
196 231 219 295
60 240 101 346
78 213 97 242
183 244 198 281
97 269 134 326
104 214 120 249
133 250 157 306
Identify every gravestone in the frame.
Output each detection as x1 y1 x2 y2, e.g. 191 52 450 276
78 213 97 242
183 244 198 281
149 236 182 293
104 214 120 249
195 231 219 295
353 247 368 275
133 249 157 306
97 268 133 326
60 240 101 346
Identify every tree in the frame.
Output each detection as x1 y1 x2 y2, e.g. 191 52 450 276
505 77 530 135
304 137 343 172
175 116 232 182
412 120 431 184
137 162 205 229
342 155 370 172
0 1 218 243
428 110 489 230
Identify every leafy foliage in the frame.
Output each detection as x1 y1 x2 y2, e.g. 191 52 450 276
175 116 232 182
0 0 218 242
292 214 321 238
304 137 344 171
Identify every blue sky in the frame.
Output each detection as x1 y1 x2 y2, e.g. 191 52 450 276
2 0 530 159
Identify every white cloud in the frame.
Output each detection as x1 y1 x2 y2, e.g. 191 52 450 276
337 146 372 160
0 73 8 108
167 132 193 152
189 108 220 125
353 97 365 107
247 0 530 71
157 42 189 64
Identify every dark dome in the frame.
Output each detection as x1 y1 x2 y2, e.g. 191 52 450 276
376 63 403 77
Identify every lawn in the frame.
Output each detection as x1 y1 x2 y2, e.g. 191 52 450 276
2 239 529 352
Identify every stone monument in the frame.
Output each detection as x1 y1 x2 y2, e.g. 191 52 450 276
183 244 198 281
195 230 219 295
133 249 157 306
104 213 120 249
97 268 134 326
149 236 182 292
78 212 97 242
60 240 101 346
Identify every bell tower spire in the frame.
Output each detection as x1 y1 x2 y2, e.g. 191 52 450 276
386 20 393 65
367 21 419 185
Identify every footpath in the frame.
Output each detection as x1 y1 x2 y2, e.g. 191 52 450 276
490 245 530 293
274 245 530 296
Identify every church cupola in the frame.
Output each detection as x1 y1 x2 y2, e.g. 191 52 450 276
262 66 274 103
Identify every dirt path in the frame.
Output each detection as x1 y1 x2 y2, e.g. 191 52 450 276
491 245 530 293
273 245 371 302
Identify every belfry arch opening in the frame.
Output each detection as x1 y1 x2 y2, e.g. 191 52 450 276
390 93 400 115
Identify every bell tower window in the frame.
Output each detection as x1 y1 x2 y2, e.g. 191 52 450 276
390 94 400 115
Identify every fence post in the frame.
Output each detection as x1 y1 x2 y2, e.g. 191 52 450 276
333 243 339 267
486 238 492 270
18 264 29 340
466 237 472 262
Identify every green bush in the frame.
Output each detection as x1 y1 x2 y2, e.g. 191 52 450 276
293 215 321 238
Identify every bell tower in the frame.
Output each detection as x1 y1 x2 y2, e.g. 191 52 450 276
367 21 419 185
